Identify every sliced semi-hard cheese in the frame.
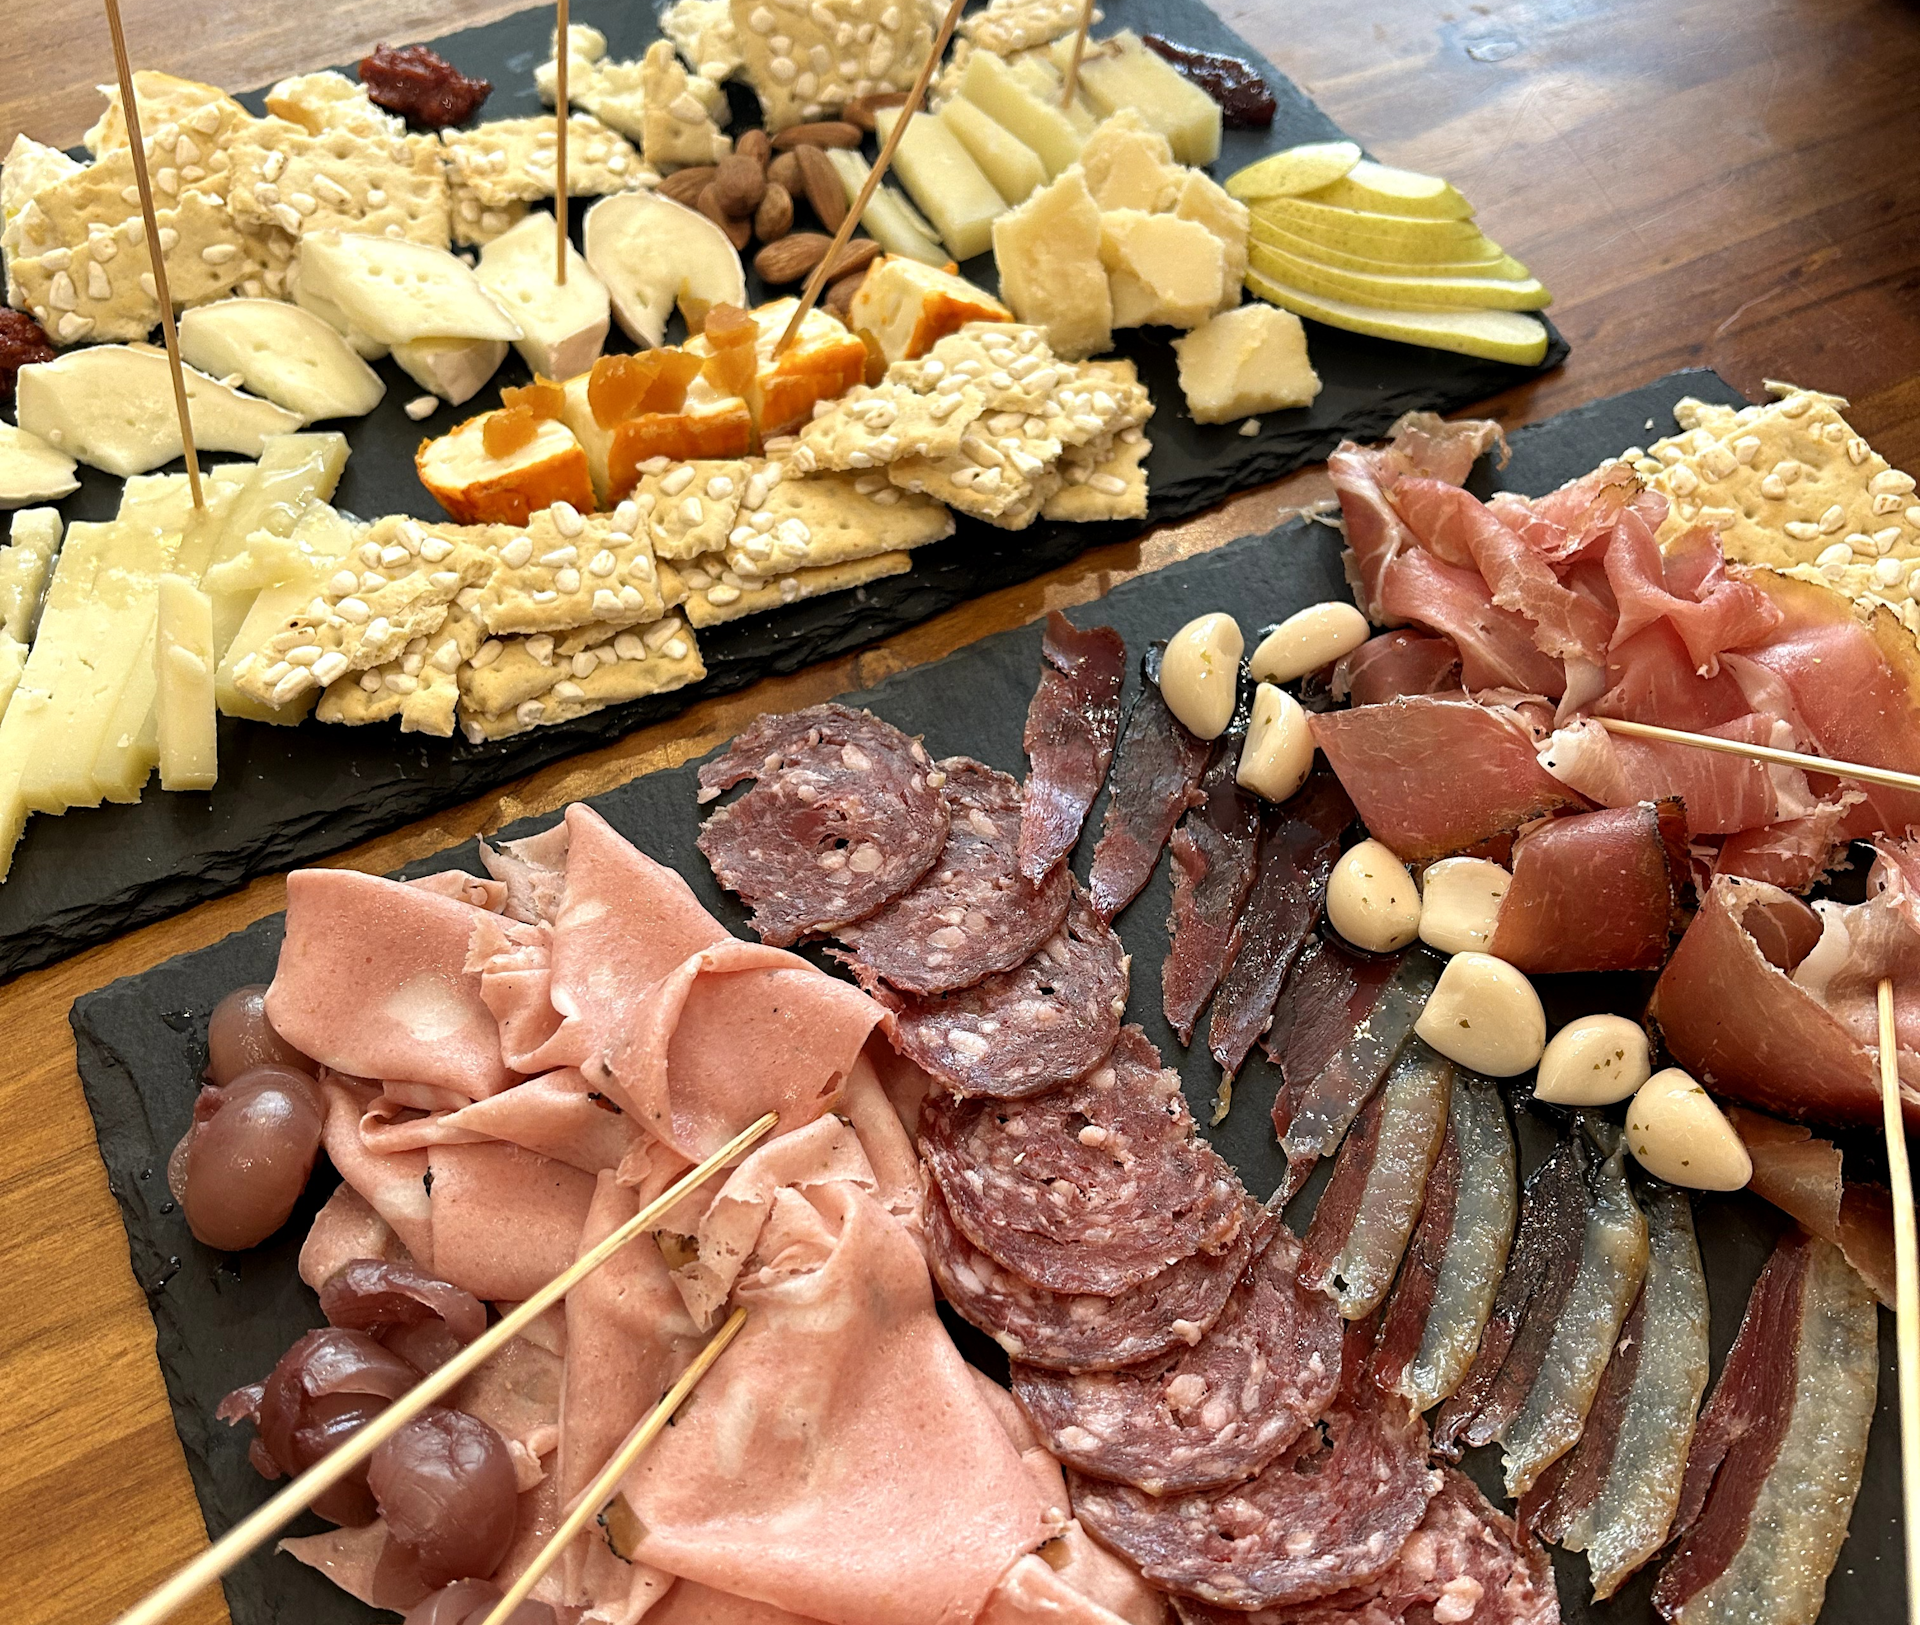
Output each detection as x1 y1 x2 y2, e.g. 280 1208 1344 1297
0 636 23 724
0 509 62 640
1050 31 1221 166
822 149 946 266
217 501 364 724
156 574 218 790
938 95 1045 208
0 423 79 509
991 167 1111 360
1174 170 1251 312
1172 303 1321 424
178 299 386 424
959 50 1084 179
295 232 524 348
873 108 1008 263
477 214 612 381
1100 210 1225 330
392 337 512 406
848 256 1011 364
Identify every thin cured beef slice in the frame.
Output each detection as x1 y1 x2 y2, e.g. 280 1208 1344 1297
268 870 523 1100
839 758 1071 996
1605 515 1781 676
1310 697 1587 866
1378 548 1568 697
1089 670 1211 922
1332 630 1462 708
1068 1321 1437 1613
881 882 1128 1100
1162 731 1262 1044
1011 1223 1341 1496
921 1025 1247 1297
1485 799 1688 974
614 1181 1053 1625
1021 610 1127 883
1264 938 1394 1085
925 1186 1261 1374
1652 1231 1877 1625
696 703 950 946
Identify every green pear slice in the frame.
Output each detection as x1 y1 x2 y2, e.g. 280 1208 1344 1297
1302 158 1474 220
1249 241 1549 311
1250 215 1530 281
1225 141 1362 202
1252 196 1487 261
1246 270 1550 365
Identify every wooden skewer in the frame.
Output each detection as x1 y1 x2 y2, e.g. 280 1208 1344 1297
1060 0 1095 109
773 0 969 357
477 1306 749 1625
1591 714 1920 798
102 0 203 512
111 1111 779 1625
554 0 570 286
1877 980 1920 1625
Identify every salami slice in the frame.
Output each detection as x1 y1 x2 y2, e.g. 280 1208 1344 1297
1019 611 1126 883
1068 1323 1438 1612
880 884 1127 1099
1012 1223 1343 1494
924 1186 1260 1372
838 758 1071 995
921 1025 1247 1295
695 703 948 946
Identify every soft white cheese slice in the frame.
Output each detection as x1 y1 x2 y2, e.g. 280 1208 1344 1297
477 214 612 381
392 337 511 406
179 299 385 424
156 573 217 791
583 191 745 350
295 231 523 348
0 424 79 509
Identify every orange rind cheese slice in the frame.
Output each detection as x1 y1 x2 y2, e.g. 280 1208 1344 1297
417 411 596 525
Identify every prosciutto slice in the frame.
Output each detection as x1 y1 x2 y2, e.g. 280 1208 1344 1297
1020 611 1127 883
1162 732 1262 1044
1378 549 1567 697
1539 714 1787 836
1604 515 1781 675
1089 671 1210 922
1332 630 1462 708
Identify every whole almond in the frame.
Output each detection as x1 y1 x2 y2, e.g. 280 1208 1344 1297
842 93 907 132
823 237 881 281
737 128 772 169
713 153 766 218
767 150 802 192
824 265 869 320
754 182 794 241
698 184 753 250
753 231 830 285
794 144 847 232
658 165 716 206
772 120 863 151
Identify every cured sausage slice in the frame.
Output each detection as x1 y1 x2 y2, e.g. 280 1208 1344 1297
1068 1323 1437 1612
921 1025 1246 1295
1011 1224 1342 1494
838 758 1070 995
924 1187 1260 1372
880 885 1127 1099
1019 611 1126 883
695 704 949 946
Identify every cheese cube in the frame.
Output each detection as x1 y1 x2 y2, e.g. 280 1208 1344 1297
178 300 386 424
0 424 79 509
1008 54 1098 134
684 299 869 437
156 574 218 791
392 337 511 406
1099 211 1226 330
291 281 390 359
873 108 1008 263
939 96 1045 207
561 373 621 506
417 413 597 525
991 168 1111 360
609 400 754 498
295 232 523 348
1052 30 1222 166
1173 170 1252 312
1079 112 1182 213
848 256 1011 364
477 215 613 382
959 50 1084 179
1172 304 1322 424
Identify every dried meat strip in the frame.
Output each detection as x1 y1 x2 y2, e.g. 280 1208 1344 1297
1162 732 1262 1043
920 1025 1246 1296
1069 1321 1437 1612
1011 1224 1342 1495
880 883 1127 1100
1652 1231 1876 1625
1088 656 1210 922
695 703 949 946
1524 1183 1708 1602
1264 939 1394 1088
1019 610 1126 883
924 1186 1260 1372
838 757 1070 995
1210 777 1355 1079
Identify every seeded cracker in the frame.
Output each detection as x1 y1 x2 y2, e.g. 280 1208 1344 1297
440 116 649 211
472 502 666 635
1043 424 1151 522
660 0 748 81
640 42 735 169
723 465 953 578
265 71 405 140
461 617 656 714
730 0 937 131
83 71 252 156
790 381 988 472
226 121 453 248
317 602 487 736
451 190 531 248
635 459 753 560
960 0 1094 54
675 549 913 626
539 26 730 147
459 616 706 741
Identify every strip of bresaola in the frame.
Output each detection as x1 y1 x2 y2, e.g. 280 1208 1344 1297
876 882 1128 1100
1162 728 1262 1044
695 703 949 946
836 757 1070 996
1018 610 1127 884
1088 650 1210 922
1009 1223 1342 1496
1261 936 1394 1078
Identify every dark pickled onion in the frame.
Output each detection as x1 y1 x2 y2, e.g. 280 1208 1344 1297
181 1065 325 1250
405 1581 556 1625
370 1409 519 1587
321 1260 488 1346
207 984 313 1085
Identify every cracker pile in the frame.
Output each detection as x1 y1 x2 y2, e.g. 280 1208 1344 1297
537 26 733 171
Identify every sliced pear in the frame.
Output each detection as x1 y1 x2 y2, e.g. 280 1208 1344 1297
1226 141 1362 202
178 299 386 424
583 190 746 349
1303 158 1474 221
1251 215 1528 281
1252 197 1489 262
1249 241 1550 311
1247 269 1549 366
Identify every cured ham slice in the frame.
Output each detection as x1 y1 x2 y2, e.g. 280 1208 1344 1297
1489 458 1648 562
1604 515 1781 675
1310 697 1587 865
1020 611 1127 883
1715 791 1862 891
321 1076 436 1269
648 1581 827 1624
1652 1232 1877 1625
1539 715 1786 836
359 1068 638 1175
612 1181 1052 1625
301 1182 408 1291
1089 673 1209 922
1162 732 1262 1044
1485 800 1688 974
1332 630 1462 708
1378 549 1567 697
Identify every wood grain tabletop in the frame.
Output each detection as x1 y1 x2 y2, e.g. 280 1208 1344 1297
2 2 1917 1622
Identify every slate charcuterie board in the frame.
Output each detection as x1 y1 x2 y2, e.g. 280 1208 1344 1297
67 367 1904 1625
0 0 1569 982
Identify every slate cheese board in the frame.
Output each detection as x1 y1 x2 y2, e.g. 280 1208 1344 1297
67 368 1906 1625
0 0 1568 982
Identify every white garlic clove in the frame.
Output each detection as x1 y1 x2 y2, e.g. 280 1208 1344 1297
1326 838 1420 953
1160 612 1243 740
1249 600 1371 684
1534 1013 1651 1106
1236 682 1314 803
1414 951 1546 1077
1417 856 1511 956
1626 1068 1752 1190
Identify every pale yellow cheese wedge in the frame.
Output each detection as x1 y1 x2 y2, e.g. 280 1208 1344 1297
959 49 1084 179
1049 30 1221 166
157 574 218 791
823 148 948 265
939 95 1046 207
991 168 1111 359
874 108 1008 262
1247 268 1550 365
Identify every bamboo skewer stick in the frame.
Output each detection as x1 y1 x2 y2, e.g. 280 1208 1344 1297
1591 714 1920 798
1877 980 1920 1625
102 0 203 512
111 1111 779 1625
477 1306 749 1625
773 0 969 357
1060 0 1095 109
555 0 570 285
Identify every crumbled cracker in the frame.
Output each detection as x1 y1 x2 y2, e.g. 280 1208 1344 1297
1043 423 1150 522
440 116 649 210
789 381 986 472
537 26 727 146
660 0 747 81
317 602 486 736
959 0 1094 56
450 187 530 248
265 71 404 140
730 0 937 131
226 121 452 247
641 41 734 169
83 71 253 158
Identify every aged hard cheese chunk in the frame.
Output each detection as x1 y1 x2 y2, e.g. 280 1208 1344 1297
1053 30 1222 165
1099 210 1225 329
873 107 1009 262
848 256 1011 364
938 95 1046 208
177 299 386 424
476 214 612 381
583 190 747 349
959 49 1084 179
1175 169 1251 311
1078 110 1183 212
417 412 596 524
156 573 217 790
294 232 522 348
0 423 79 508
1172 304 1321 424
992 167 1111 359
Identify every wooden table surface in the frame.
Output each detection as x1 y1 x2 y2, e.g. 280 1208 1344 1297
3 2 1917 1622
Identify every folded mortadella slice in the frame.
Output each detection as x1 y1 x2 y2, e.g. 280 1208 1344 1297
424 1140 597 1303
319 1076 435 1269
358 1066 640 1174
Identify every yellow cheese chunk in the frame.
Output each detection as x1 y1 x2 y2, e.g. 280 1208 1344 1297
157 574 218 791
1172 304 1321 425
991 168 1111 360
0 509 62 641
874 107 1008 262
1100 211 1225 330
823 148 947 266
1078 112 1183 212
938 96 1046 208
1051 30 1221 166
